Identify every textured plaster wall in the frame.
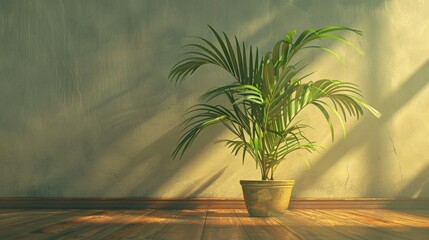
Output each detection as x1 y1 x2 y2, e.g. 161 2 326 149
0 0 428 198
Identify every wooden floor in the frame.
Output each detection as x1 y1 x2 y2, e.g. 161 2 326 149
1 209 428 239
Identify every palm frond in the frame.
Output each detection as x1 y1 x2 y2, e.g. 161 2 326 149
169 25 380 180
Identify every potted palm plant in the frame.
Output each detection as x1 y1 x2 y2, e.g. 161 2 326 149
169 26 381 217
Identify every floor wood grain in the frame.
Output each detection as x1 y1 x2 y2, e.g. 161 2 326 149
0 209 427 239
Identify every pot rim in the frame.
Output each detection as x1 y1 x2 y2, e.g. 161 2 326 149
240 179 295 185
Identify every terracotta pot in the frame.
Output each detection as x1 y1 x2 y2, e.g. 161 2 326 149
240 180 295 217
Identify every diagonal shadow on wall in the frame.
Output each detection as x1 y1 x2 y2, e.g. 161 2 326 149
294 60 429 196
395 164 429 198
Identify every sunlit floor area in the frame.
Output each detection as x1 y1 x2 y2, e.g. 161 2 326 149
1 208 428 239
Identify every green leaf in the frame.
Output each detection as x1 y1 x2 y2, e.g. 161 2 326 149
285 29 296 44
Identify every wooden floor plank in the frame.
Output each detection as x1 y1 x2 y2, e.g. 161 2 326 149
312 209 421 240
0 210 102 239
0 210 78 231
293 209 399 240
350 209 429 226
201 209 248 240
395 209 429 218
87 209 155 240
274 210 356 240
16 209 153 240
106 209 180 239
53 210 148 240
234 209 301 240
14 211 110 240
341 209 429 240
0 209 30 219
153 209 207 240
0 209 70 227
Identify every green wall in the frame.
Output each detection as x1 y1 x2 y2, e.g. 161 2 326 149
1 0 428 197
